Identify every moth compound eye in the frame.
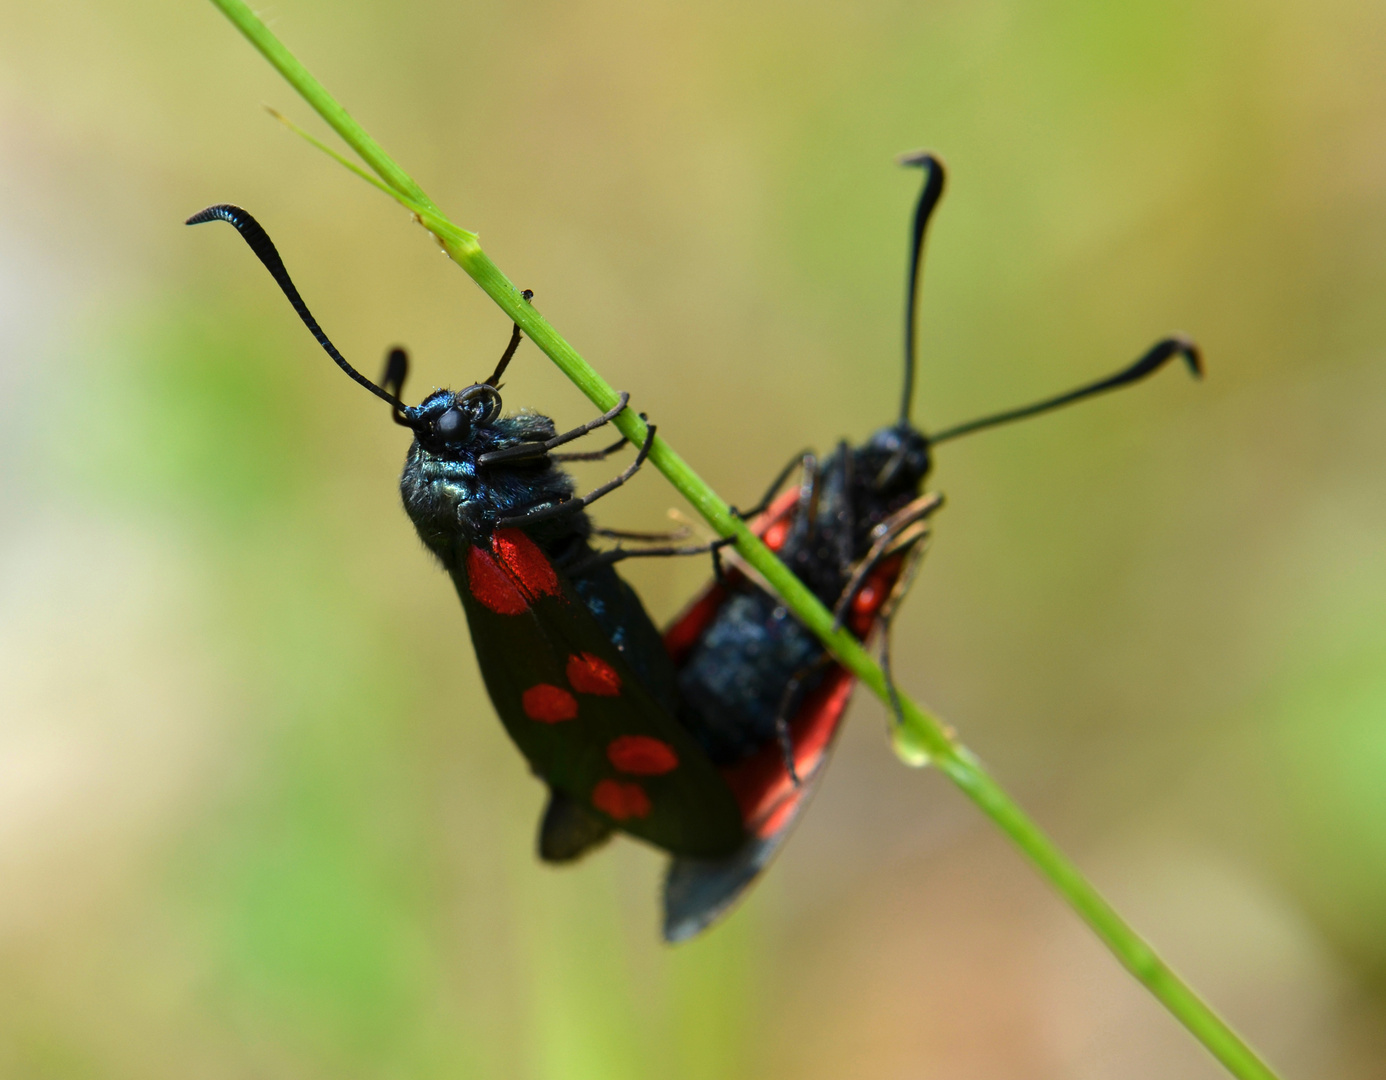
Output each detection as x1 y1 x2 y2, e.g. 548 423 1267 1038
436 407 468 440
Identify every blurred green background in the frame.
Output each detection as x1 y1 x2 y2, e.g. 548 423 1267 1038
3 0 1385 1075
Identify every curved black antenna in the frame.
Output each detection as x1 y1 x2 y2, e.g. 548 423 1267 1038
898 151 947 425
381 347 413 427
929 336 1203 445
485 288 535 387
185 205 410 414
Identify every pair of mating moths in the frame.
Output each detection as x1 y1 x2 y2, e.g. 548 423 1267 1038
188 155 1199 941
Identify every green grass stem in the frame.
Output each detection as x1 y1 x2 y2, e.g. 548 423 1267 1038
205 3 1283 1076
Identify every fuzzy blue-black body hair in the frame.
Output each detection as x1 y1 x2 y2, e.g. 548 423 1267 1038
400 391 584 560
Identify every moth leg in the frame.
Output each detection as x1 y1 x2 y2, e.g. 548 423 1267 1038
860 532 929 734
570 535 737 575
480 290 534 389
773 654 836 788
591 524 693 543
728 449 816 521
478 393 633 467
530 444 822 567
496 424 657 528
713 450 819 582
545 396 635 452
830 492 944 633
713 450 823 586
876 609 909 730
550 433 630 462
550 410 660 463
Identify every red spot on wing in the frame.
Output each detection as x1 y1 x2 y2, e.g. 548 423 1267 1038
466 545 529 615
522 684 579 723
566 653 621 696
493 528 561 599
607 735 679 775
592 779 652 820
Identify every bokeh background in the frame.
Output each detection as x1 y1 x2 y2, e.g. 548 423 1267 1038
3 0 1385 1076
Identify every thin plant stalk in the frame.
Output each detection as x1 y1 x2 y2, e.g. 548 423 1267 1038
203 3 1283 1077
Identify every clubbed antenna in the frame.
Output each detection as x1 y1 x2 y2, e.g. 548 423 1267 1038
898 152 946 425
186 204 409 413
929 336 1203 444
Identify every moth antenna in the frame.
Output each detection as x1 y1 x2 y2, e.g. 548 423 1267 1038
485 288 535 387
897 152 946 425
929 336 1203 445
381 347 413 427
185 204 409 413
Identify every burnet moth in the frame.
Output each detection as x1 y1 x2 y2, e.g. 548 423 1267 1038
657 153 1202 941
188 157 1200 942
187 205 745 862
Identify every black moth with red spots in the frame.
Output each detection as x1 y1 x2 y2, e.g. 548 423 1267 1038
187 153 1200 942
657 153 1202 941
435 512 743 857
185 204 746 871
